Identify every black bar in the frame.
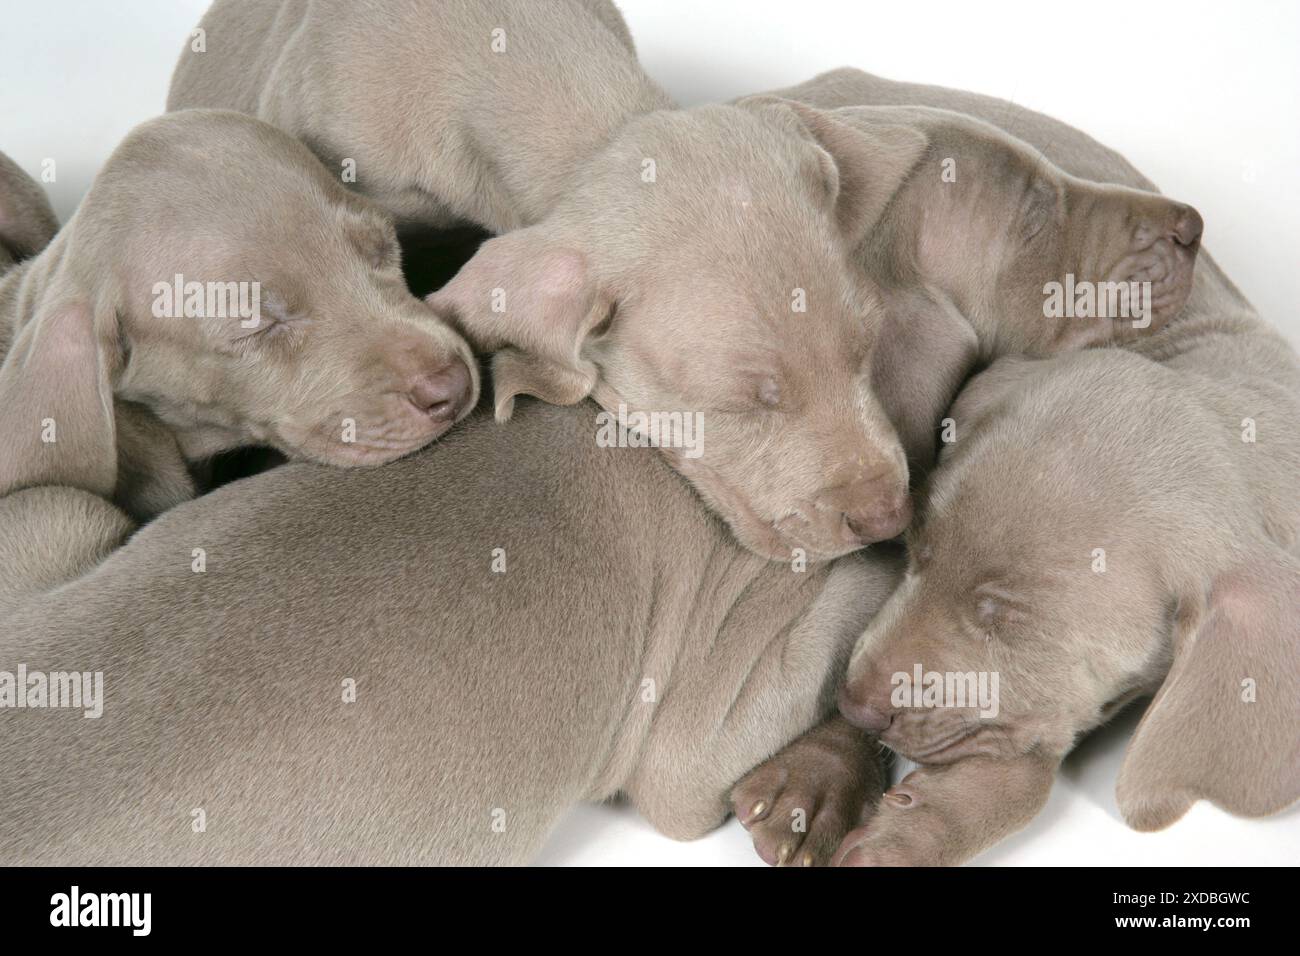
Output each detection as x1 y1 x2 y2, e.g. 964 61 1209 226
0 866 1285 942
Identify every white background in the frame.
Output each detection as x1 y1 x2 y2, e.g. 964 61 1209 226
3 2 1297 865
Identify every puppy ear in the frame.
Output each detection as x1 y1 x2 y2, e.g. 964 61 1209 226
0 300 117 498
872 285 978 479
737 96 928 243
426 228 613 421
1115 550 1300 830
0 151 60 264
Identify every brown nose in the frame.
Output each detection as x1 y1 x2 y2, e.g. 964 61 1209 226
409 358 471 422
837 683 892 732
845 492 913 545
1170 205 1204 247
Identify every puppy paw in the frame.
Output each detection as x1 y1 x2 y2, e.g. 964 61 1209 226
834 754 1058 867
731 717 884 867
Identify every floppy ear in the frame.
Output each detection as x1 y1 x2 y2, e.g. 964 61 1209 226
872 285 979 480
426 228 613 422
0 300 117 498
1115 550 1300 830
737 96 929 244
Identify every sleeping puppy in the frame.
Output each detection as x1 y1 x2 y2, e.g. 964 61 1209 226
0 111 476 520
773 70 1204 353
735 322 1299 866
830 333 1299 864
755 79 1203 477
0 396 904 864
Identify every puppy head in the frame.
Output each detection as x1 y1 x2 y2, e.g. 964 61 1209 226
73 110 477 467
838 423 1173 763
875 108 1202 354
430 100 930 562
837 352 1250 767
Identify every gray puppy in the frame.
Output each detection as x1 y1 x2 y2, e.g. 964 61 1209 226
0 111 476 521
772 72 1204 350
748 90 1203 476
729 70 1299 867
0 398 903 865
829 342 1299 866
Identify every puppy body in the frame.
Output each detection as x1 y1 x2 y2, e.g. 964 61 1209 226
170 0 661 234
829 331 1298 865
0 401 901 865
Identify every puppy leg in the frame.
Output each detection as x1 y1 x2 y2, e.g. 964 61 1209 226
731 715 888 867
0 488 134 613
833 753 1058 866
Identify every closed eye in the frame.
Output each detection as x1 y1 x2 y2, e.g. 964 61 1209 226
225 293 311 349
703 398 768 415
234 315 288 339
971 580 1033 637
707 388 787 415
224 315 303 354
233 316 275 339
673 361 787 414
